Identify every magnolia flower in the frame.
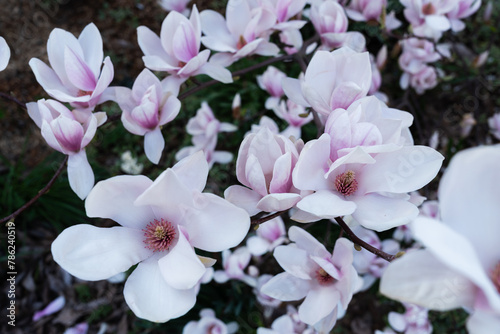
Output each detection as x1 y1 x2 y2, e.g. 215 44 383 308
282 48 372 117
292 132 443 231
346 0 387 22
387 303 433 334
33 296 65 321
380 145 500 333
260 0 307 30
488 113 500 140
352 226 400 290
399 38 441 74
254 274 282 313
213 246 257 287
27 99 106 199
309 0 365 51
400 0 459 40
51 152 250 322
120 151 144 175
257 66 287 109
200 0 280 67
406 65 439 94
176 101 237 167
159 0 192 15
29 23 114 110
224 127 302 215
247 216 287 256
257 308 318 334
273 99 313 139
261 226 362 332
447 0 481 31
138 5 231 83
0 36 10 71
113 69 181 164
183 309 238 334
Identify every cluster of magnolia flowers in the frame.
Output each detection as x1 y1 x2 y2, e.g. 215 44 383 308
1 0 499 333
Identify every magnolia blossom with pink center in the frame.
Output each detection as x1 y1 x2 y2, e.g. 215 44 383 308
292 132 443 231
51 152 250 322
183 309 238 334
247 216 287 256
346 0 387 22
259 0 307 31
27 99 106 199
0 36 10 71
261 226 362 332
176 101 237 168
399 38 441 74
282 47 372 117
138 5 231 83
400 0 459 39
380 145 500 333
257 66 287 109
388 303 433 334
309 0 366 51
113 69 181 164
351 226 400 290
29 23 114 110
200 0 280 67
224 127 302 215
446 0 481 31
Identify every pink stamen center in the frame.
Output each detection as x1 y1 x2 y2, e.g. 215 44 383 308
315 268 335 286
77 90 93 97
335 170 358 196
492 262 500 293
143 218 176 252
422 3 436 15
237 35 247 50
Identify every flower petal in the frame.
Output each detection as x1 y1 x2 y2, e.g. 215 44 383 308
299 286 340 326
260 272 310 301
52 224 151 281
144 128 165 164
67 150 94 200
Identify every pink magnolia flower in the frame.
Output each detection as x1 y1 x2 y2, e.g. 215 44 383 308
261 226 362 332
282 47 372 117
447 0 481 31
51 152 250 322
273 99 313 139
247 216 287 256
404 65 439 94
257 306 318 334
213 246 257 286
33 296 65 321
113 69 181 164
400 0 459 40
224 127 302 215
159 0 192 15
292 132 443 231
0 36 10 71
309 0 366 51
351 226 400 290
380 145 500 333
176 101 237 167
183 309 238 334
138 5 231 83
488 113 500 140
399 38 441 74
27 99 106 199
346 0 387 22
388 303 433 334
200 0 280 67
257 66 287 109
29 23 114 110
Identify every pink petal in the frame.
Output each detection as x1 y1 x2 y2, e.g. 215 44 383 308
67 151 94 199
78 23 103 78
33 296 65 321
260 272 310 301
144 128 165 164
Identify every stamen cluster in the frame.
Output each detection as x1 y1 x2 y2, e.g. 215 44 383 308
143 218 177 252
315 267 335 286
335 170 358 196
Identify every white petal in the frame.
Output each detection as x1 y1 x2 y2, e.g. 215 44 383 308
299 286 340 326
171 151 208 192
260 272 310 301
144 128 165 164
224 185 262 216
67 150 94 200
257 193 301 212
0 37 10 71
124 256 197 322
273 245 313 280
296 190 356 219
51 225 151 281
158 226 206 289
85 174 155 229
380 250 475 311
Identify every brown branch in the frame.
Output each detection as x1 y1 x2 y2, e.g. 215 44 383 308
0 156 69 224
250 210 286 226
334 216 396 262
0 92 27 109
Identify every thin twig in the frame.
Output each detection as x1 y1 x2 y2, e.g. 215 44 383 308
0 156 69 224
334 216 396 262
250 210 286 226
0 92 27 109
